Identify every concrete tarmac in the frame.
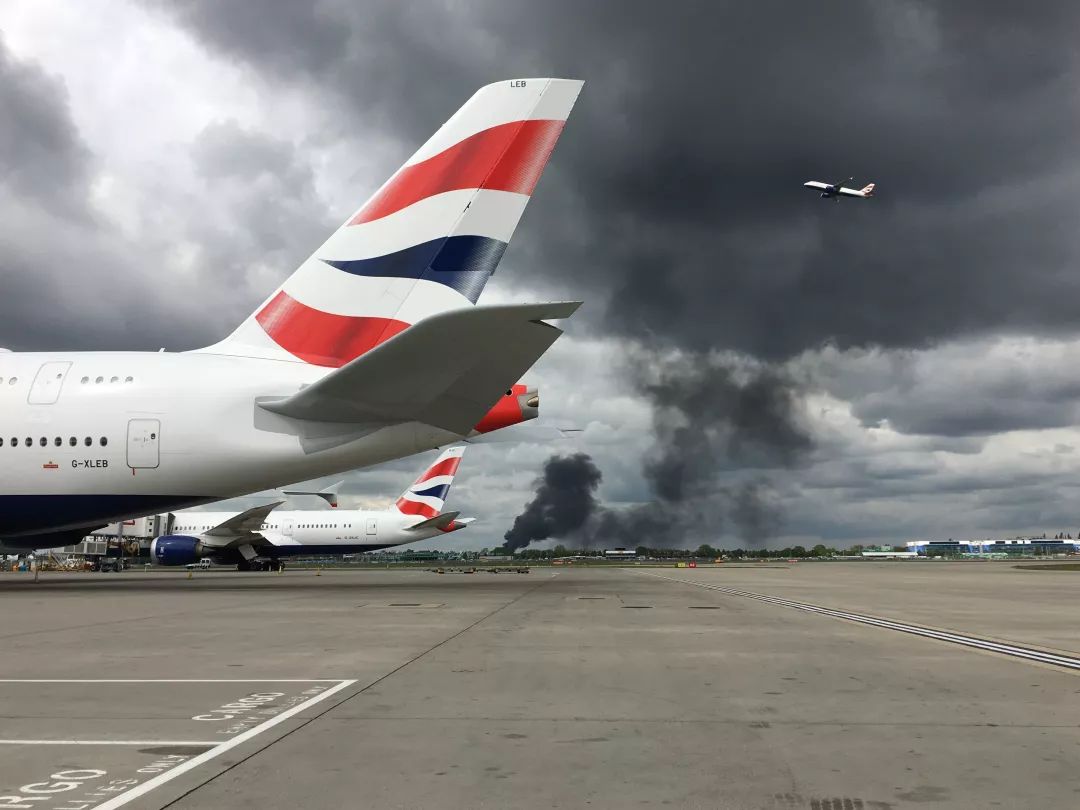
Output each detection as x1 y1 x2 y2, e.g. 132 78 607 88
0 563 1078 809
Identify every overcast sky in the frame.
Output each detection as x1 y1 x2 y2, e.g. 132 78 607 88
5 1 1080 549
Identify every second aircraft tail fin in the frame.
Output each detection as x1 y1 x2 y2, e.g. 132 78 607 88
396 446 466 519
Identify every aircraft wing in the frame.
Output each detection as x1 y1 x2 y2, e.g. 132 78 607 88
803 181 830 190
202 501 284 539
258 301 581 435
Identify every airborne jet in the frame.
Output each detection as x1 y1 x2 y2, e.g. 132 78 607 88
803 177 876 200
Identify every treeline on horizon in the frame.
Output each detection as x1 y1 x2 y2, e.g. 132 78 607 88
487 543 880 559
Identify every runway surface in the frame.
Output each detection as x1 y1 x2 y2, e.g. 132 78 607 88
1 563 1078 809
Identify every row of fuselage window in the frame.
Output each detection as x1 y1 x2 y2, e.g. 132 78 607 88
0 376 135 387
173 522 357 532
1 436 108 448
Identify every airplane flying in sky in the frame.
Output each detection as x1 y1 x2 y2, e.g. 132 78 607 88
152 446 471 570
803 178 876 200
0 78 583 550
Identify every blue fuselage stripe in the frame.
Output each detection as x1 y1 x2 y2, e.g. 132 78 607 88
0 494 212 539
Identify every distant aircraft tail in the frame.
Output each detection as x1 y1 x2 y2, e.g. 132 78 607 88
395 446 466 519
201 78 583 367
860 183 875 196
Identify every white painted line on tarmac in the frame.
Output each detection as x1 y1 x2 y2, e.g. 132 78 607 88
0 678 345 683
640 571 1080 672
0 739 220 746
91 678 357 810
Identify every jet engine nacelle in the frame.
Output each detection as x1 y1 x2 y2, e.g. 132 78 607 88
150 535 206 566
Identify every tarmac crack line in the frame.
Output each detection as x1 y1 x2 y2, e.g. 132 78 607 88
639 571 1080 673
154 574 560 810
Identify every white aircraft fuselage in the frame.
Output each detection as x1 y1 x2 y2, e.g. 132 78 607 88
0 351 504 543
158 507 460 566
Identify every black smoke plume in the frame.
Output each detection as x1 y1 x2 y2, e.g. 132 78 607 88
503 453 602 551
504 348 815 550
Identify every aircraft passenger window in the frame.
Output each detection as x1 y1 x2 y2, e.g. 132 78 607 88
69 437 76 446
100 437 107 446
10 437 16 446
110 376 118 383
54 437 61 446
81 377 89 384
0 438 4 447
84 437 91 446
38 437 46 447
125 376 133 383
8 378 16 385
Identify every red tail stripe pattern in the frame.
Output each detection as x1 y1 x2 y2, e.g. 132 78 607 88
395 499 438 518
350 119 566 225
255 291 409 367
416 456 463 484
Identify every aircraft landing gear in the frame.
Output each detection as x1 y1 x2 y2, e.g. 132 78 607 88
237 559 284 572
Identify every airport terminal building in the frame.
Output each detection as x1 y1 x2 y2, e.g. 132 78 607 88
906 538 1080 556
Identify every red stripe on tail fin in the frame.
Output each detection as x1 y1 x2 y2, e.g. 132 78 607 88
255 291 409 367
350 119 565 225
395 498 439 518
415 456 463 484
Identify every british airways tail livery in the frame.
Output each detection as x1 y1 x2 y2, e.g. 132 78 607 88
154 446 472 570
0 79 583 549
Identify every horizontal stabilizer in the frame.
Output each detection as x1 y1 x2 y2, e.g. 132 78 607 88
407 511 460 531
203 501 283 538
282 481 343 508
463 424 582 444
259 301 580 434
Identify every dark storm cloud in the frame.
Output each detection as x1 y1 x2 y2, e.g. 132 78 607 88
186 121 335 326
0 61 334 354
0 35 91 216
150 0 1080 361
0 37 177 352
799 339 1080 437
